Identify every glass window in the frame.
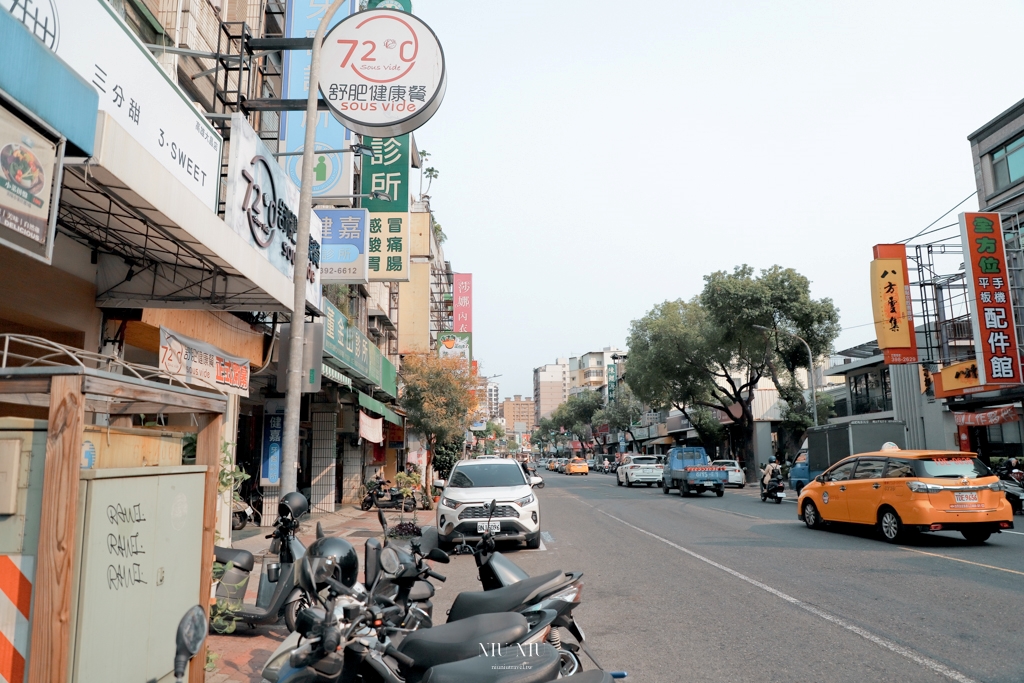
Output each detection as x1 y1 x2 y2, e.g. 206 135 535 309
884 459 915 478
794 453 808 464
851 459 887 479
992 135 1024 191
913 457 992 479
631 457 657 465
448 463 527 488
827 461 857 481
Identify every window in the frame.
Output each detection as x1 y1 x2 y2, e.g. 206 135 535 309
884 459 915 478
851 459 886 479
913 457 992 479
448 463 527 488
827 461 857 481
992 134 1024 192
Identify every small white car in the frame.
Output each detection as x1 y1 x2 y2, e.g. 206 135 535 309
711 459 746 488
434 459 543 549
616 454 663 487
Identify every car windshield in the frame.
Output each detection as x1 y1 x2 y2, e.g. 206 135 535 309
632 457 657 465
448 464 527 488
571 459 585 463
914 457 992 479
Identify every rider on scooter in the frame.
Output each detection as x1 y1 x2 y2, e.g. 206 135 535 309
761 456 782 491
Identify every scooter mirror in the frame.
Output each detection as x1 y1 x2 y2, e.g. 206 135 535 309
426 548 450 564
378 506 388 533
173 605 207 680
316 522 325 540
487 499 497 516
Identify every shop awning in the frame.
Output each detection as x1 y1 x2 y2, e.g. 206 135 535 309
358 391 402 426
647 436 675 446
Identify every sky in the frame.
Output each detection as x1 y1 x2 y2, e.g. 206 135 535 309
406 0 1024 398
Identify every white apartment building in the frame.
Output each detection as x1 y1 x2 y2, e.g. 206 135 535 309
533 358 569 424
487 381 500 419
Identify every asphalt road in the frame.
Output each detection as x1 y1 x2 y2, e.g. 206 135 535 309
429 471 1024 683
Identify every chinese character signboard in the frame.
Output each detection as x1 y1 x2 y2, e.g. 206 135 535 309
960 212 1022 385
932 359 993 398
262 399 285 485
0 103 60 263
319 10 446 137
366 211 410 282
281 0 355 200
3 0 222 209
453 273 472 333
953 406 1020 427
317 208 369 284
361 135 411 211
607 363 618 403
869 244 917 364
438 332 471 363
159 327 250 397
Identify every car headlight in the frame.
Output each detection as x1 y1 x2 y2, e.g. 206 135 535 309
441 496 462 509
514 493 535 507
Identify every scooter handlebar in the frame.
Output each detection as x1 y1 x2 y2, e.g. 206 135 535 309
385 644 415 668
425 569 446 582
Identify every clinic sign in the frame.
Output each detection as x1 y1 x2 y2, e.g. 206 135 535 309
317 208 369 284
319 9 447 137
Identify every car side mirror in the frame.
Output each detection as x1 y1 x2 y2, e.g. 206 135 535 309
432 479 445 489
530 476 543 488
427 547 450 564
173 605 207 680
815 475 826 483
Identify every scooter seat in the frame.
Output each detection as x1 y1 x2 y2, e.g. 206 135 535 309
214 546 255 572
421 642 560 683
446 570 565 623
398 612 528 671
409 580 435 602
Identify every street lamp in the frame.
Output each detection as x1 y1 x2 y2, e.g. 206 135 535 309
328 191 393 202
611 353 628 361
272 143 375 158
753 324 818 427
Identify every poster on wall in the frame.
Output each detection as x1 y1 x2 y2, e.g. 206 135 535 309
262 399 285 486
0 103 61 263
438 331 471 362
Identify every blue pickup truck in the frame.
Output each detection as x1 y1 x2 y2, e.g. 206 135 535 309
662 447 728 497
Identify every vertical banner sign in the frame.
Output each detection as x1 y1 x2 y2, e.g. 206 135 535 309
367 212 410 282
870 244 918 364
282 0 355 200
453 273 473 332
317 208 369 284
607 363 618 403
960 212 1022 385
262 399 285 485
0 104 60 263
361 135 411 211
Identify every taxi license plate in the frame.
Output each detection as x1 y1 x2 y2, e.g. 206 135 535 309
954 492 979 503
477 522 501 533
642 468 653 474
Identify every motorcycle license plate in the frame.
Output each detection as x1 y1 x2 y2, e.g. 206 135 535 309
245 506 254 515
954 492 979 503
776 492 786 498
477 522 501 533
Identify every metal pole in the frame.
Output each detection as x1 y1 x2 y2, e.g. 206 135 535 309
798 334 818 427
281 0 347 495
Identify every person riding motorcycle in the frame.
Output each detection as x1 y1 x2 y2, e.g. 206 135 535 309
761 456 782 489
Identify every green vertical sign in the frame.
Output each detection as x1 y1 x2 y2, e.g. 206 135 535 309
607 363 617 403
364 0 413 10
360 134 410 212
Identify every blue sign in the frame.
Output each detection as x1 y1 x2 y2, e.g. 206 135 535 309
282 0 354 197
262 399 285 485
316 207 368 284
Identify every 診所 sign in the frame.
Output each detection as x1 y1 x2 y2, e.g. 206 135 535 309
3 0 222 210
224 114 322 311
319 9 446 138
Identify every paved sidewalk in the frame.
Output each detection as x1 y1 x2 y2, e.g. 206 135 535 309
205 505 424 682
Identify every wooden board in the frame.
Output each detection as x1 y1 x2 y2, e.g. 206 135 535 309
81 426 183 469
188 414 221 683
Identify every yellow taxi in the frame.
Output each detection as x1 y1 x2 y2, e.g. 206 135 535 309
797 448 1014 544
565 458 589 476
546 458 558 471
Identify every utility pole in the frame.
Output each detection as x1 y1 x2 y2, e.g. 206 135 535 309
280 0 347 495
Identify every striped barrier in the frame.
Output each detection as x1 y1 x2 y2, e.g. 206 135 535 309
0 555 33 683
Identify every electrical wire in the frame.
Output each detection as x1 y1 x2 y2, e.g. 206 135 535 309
898 191 977 244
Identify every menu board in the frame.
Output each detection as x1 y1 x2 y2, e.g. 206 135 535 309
0 103 60 263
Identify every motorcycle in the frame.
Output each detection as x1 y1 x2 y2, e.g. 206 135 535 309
232 497 256 531
213 491 316 632
760 475 785 504
361 478 417 512
261 554 624 683
996 466 1024 515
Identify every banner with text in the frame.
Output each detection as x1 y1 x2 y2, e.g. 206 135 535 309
453 273 472 333
159 327 250 396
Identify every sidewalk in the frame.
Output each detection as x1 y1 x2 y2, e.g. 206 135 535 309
205 504 413 683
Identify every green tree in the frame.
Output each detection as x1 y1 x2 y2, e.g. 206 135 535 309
593 383 643 441
399 354 477 471
432 440 463 481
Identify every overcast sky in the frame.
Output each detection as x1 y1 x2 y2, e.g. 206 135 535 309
407 1 1024 397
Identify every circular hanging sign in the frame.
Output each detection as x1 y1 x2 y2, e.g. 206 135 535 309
319 9 446 138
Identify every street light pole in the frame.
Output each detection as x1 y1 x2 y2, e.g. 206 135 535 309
754 325 818 427
281 0 347 495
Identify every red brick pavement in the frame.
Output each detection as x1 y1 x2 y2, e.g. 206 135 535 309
204 505 418 682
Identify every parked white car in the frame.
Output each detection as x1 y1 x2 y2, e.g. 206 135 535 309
434 459 543 549
616 454 663 487
711 459 746 488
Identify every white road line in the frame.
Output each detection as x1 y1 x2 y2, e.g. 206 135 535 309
1003 530 1024 535
597 509 980 683
899 547 1024 577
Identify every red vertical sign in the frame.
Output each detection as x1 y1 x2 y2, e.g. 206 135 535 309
453 273 472 333
960 212 1022 385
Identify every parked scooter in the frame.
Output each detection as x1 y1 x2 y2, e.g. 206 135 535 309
213 491 314 632
361 477 417 512
231 497 256 530
761 475 785 504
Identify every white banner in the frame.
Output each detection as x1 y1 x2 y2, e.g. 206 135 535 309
359 410 384 444
158 327 250 397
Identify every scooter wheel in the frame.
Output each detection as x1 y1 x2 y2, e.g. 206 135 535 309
360 498 373 511
284 593 312 632
232 511 247 531
559 650 583 676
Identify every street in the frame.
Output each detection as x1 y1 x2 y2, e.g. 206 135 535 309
424 473 1024 683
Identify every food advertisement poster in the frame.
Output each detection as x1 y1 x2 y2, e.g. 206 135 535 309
438 331 471 363
0 104 59 262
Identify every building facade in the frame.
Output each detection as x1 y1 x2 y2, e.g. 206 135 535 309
501 395 535 435
533 358 569 423
487 382 500 419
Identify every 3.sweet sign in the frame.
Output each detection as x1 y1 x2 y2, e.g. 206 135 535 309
319 9 446 137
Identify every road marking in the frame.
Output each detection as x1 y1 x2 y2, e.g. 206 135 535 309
899 547 1024 577
597 509 979 683
702 507 762 520
541 531 555 543
1003 530 1024 536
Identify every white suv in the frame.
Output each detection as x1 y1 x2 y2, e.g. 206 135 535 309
434 459 543 549
617 454 663 487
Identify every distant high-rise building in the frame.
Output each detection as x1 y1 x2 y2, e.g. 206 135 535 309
500 395 535 434
533 358 569 425
486 382 500 419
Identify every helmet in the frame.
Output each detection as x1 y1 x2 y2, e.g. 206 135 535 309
769 456 777 463
307 536 359 587
279 491 309 520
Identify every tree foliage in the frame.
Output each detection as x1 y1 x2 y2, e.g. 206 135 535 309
432 440 463 481
399 354 477 459
592 383 643 438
